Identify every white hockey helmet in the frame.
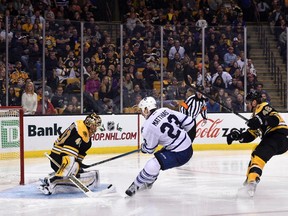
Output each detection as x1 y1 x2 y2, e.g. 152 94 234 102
138 97 157 119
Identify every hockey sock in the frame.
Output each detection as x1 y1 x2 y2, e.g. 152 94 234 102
135 157 160 187
247 155 266 183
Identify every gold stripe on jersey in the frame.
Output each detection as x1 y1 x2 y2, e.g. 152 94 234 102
78 154 85 161
76 120 90 143
51 147 61 155
61 145 79 158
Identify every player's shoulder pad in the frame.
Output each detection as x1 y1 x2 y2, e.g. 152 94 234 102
75 120 90 143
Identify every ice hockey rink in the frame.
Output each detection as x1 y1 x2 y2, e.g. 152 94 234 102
1 150 288 216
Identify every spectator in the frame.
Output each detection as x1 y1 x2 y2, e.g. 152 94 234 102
206 97 220 112
45 51 59 88
85 71 101 97
142 62 158 90
183 60 198 86
256 82 271 104
207 45 217 61
31 10 45 24
67 95 81 114
211 65 232 88
223 46 238 68
222 96 237 113
62 102 76 114
51 86 67 109
234 93 245 112
21 17 33 33
4 87 21 106
126 12 143 36
173 61 184 82
123 73 134 94
36 91 57 115
215 88 228 111
167 52 182 72
228 61 240 77
232 37 242 56
166 77 180 100
247 74 257 91
212 75 226 89
168 40 185 60
22 81 37 115
9 61 29 86
183 36 198 59
236 51 245 71
129 84 145 107
247 58 257 76
177 6 193 23
98 75 113 108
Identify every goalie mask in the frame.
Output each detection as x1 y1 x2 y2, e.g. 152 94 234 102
84 113 102 135
138 97 157 119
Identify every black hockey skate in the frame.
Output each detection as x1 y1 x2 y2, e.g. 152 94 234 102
125 182 154 197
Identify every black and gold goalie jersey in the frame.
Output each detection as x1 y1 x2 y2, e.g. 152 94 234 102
51 120 92 164
241 102 288 143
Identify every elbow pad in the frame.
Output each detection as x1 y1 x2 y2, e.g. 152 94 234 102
264 115 279 127
239 131 257 143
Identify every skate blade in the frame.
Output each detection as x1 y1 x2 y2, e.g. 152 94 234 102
237 186 255 198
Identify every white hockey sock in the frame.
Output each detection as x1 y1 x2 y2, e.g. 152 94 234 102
135 157 160 187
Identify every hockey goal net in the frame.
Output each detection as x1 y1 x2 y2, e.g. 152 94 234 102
0 107 24 185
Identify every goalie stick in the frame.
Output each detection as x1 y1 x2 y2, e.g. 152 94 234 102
44 152 115 198
81 149 140 169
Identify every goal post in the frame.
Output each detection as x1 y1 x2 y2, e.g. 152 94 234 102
0 106 24 185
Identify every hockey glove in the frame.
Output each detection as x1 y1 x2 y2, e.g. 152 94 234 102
247 116 262 130
227 129 242 145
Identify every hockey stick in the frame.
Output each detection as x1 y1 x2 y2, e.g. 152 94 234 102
44 152 114 198
81 149 140 169
185 82 249 121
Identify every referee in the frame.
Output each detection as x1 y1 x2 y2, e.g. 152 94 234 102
180 86 208 142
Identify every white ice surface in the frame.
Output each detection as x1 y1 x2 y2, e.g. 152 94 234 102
1 150 288 216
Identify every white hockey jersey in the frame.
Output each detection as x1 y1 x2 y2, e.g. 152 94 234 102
141 107 195 153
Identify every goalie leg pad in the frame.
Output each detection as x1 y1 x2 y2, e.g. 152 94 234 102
55 155 79 178
39 170 100 195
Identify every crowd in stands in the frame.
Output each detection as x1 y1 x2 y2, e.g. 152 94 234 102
267 0 288 63
0 0 276 115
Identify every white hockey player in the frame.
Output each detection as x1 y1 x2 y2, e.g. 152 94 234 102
125 96 195 196
39 112 102 195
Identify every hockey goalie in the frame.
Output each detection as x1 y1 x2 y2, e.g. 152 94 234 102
38 113 102 195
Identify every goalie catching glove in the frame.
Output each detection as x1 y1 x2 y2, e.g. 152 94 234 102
227 129 242 145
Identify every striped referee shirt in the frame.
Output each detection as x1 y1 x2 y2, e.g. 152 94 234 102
180 94 207 120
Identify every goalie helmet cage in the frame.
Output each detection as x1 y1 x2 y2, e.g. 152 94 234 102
0 106 24 185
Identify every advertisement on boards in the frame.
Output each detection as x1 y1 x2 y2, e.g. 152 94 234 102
24 115 139 151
